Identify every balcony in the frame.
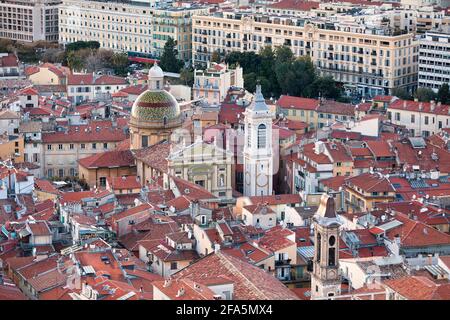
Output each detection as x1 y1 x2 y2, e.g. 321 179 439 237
275 259 292 266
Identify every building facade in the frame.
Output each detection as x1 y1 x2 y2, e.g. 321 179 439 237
59 0 153 54
0 0 60 42
193 63 244 104
192 12 419 97
151 5 208 62
418 32 450 92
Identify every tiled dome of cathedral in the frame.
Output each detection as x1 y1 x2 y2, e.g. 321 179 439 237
131 90 180 122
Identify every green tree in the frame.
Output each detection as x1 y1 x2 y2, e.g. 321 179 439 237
67 51 85 71
275 45 294 65
211 50 221 63
437 83 449 104
66 41 100 52
310 76 342 100
111 52 129 76
159 37 183 73
259 46 279 97
391 87 412 100
414 87 437 102
180 68 194 87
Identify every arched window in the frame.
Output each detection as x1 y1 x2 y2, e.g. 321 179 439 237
317 233 321 262
328 248 336 266
257 124 266 149
163 116 168 126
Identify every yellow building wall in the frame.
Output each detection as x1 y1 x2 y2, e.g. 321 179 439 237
78 165 137 188
28 68 63 86
0 136 24 162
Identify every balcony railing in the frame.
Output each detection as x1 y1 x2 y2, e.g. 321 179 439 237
275 259 292 266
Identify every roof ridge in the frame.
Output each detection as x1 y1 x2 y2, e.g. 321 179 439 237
217 251 268 300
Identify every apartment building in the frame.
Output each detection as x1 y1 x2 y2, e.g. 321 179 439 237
151 5 208 61
418 32 450 92
387 99 450 137
67 73 128 104
192 11 419 98
59 0 153 54
41 122 128 178
0 0 60 42
193 62 244 104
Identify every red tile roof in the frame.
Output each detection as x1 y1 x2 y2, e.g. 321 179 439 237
42 125 127 143
218 103 245 124
172 251 299 300
257 226 296 252
34 179 59 195
384 276 450 300
269 0 319 11
346 172 395 193
248 194 302 206
317 100 355 116
27 220 51 236
107 175 141 190
366 140 395 158
78 150 135 169
388 99 449 116
0 53 18 67
385 213 450 248
277 95 319 110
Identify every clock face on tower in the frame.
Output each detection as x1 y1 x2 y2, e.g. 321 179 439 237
327 270 336 279
256 173 268 187
245 172 251 185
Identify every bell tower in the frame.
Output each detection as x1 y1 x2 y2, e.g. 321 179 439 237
311 193 341 299
243 84 274 197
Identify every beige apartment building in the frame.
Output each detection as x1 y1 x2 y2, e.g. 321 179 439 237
59 0 153 54
41 124 128 179
193 62 244 104
151 6 208 62
0 0 60 42
192 12 419 98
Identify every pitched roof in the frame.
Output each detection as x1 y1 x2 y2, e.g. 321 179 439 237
132 141 171 172
172 251 299 300
317 100 355 116
385 213 450 248
42 125 127 143
0 53 18 68
388 99 449 116
78 150 135 169
107 175 141 190
277 95 319 110
346 173 395 193
269 0 319 11
384 276 450 300
248 194 302 206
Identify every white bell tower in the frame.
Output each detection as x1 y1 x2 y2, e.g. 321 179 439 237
243 84 274 197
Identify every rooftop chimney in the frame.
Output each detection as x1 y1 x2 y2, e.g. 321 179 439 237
176 287 185 297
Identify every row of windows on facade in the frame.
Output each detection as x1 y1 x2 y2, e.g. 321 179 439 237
46 142 108 150
47 168 76 178
388 111 446 126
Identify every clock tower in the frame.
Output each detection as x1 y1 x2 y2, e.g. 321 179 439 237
243 84 273 197
311 193 342 299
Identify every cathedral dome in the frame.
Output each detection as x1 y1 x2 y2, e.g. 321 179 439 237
131 90 180 124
